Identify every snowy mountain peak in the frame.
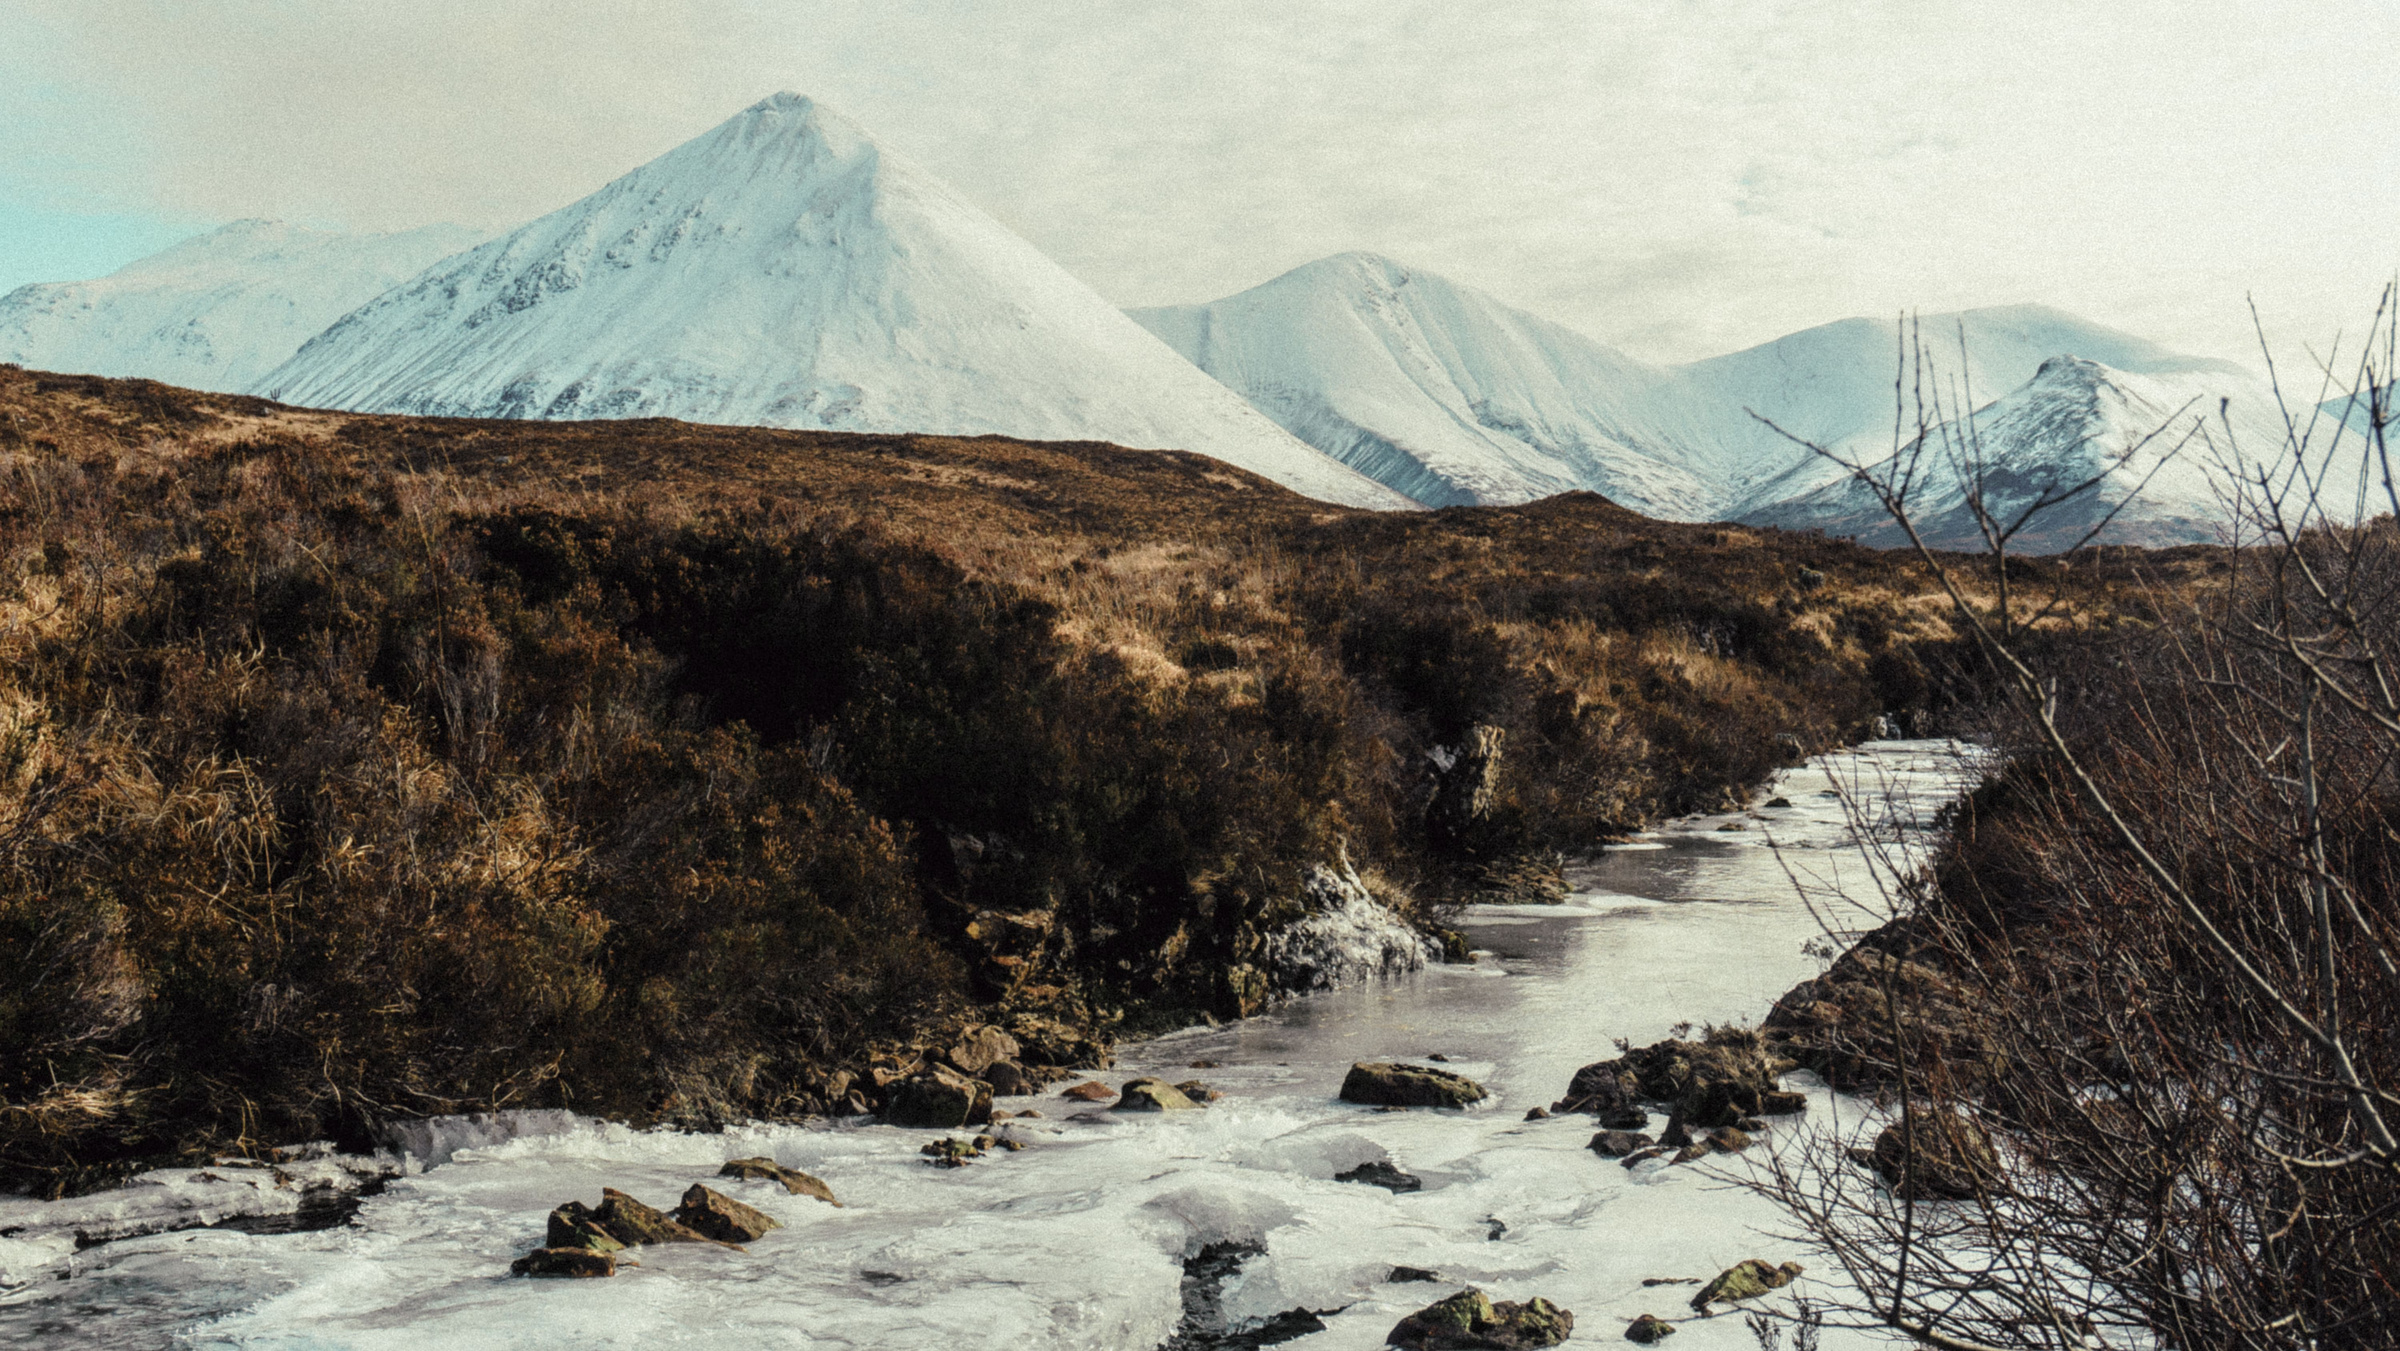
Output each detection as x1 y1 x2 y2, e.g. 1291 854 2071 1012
259 94 1411 510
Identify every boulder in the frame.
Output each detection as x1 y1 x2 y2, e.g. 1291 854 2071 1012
1061 1080 1116 1103
545 1202 626 1253
1762 920 2006 1093
1760 1091 1807 1115
511 1247 618 1278
1334 1159 1423 1192
1522 1107 1550 1121
1112 1078 1198 1111
983 1060 1034 1097
672 1183 784 1243
1340 1062 1488 1109
718 1157 840 1206
885 1066 991 1129
1866 1111 1999 1200
1587 1131 1654 1158
1561 1027 1793 1132
1173 1080 1223 1104
945 1025 1021 1076
1690 1259 1804 1310
593 1188 713 1246
1621 1147 1666 1168
1387 1288 1574 1350
1625 1313 1677 1343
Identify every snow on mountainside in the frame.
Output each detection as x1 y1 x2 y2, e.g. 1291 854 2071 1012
0 221 484 393
1734 356 2343 550
260 93 1410 511
1131 252 1715 514
1136 254 2276 544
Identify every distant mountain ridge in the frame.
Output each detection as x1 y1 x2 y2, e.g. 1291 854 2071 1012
0 220 484 393
1137 254 2304 546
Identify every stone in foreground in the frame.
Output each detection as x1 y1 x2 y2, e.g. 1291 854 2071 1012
719 1157 840 1206
1111 1077 1198 1111
1625 1312 1677 1343
511 1246 619 1278
1342 1061 1488 1108
672 1183 784 1243
1387 1288 1573 1349
1690 1259 1805 1310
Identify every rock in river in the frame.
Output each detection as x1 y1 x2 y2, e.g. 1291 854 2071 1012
718 1157 840 1206
1340 1061 1487 1108
1387 1287 1574 1349
511 1247 619 1278
1690 1259 1804 1310
1625 1312 1677 1343
1112 1078 1198 1111
885 1065 993 1129
671 1183 783 1243
1587 1131 1654 1158
1863 1110 1999 1200
1334 1159 1423 1192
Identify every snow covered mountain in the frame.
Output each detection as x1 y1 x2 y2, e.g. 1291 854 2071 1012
0 221 484 394
259 93 1409 511
1130 252 1715 514
1136 255 2284 544
1734 356 2324 550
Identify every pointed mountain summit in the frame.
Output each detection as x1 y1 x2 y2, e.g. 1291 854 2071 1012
0 220 483 393
261 94 1409 510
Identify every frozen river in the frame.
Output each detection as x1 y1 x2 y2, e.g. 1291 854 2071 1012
0 741 1978 1350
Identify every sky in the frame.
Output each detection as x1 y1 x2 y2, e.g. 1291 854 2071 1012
3 0 2395 369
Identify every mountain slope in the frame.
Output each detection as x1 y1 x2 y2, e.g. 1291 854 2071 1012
0 221 483 393
1137 254 2276 543
1131 252 1713 514
1735 356 2326 549
259 93 1409 511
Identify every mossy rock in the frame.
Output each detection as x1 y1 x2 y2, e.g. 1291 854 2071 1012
1388 1287 1575 1349
1112 1077 1197 1111
1340 1061 1487 1108
1690 1259 1804 1310
719 1157 839 1206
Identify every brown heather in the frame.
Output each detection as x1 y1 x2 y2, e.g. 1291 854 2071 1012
0 367 2148 1195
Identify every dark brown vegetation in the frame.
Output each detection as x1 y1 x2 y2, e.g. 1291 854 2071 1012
1749 307 2400 1349
0 366 2140 1196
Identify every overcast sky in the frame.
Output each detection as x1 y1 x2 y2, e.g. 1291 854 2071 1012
4 1 2395 368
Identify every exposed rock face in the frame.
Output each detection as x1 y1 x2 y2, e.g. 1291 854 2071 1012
511 1247 619 1277
1427 725 1508 855
983 1060 1034 1097
1340 1061 1488 1108
1763 919 2002 1092
944 1025 1020 1076
1111 1078 1197 1111
1690 1259 1804 1310
1625 1312 1678 1343
718 1157 839 1206
1864 1110 1999 1200
1387 1288 1575 1349
885 1066 992 1128
1334 1159 1424 1192
671 1183 783 1243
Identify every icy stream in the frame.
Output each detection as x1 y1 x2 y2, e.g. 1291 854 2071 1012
0 741 1978 1350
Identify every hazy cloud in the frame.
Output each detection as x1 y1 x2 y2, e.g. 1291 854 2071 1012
4 0 2395 366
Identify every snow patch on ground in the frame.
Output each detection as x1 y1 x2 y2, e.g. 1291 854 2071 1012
1262 859 1438 994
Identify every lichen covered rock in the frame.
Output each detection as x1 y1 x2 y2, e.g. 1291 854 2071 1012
1111 1077 1197 1111
1690 1259 1804 1310
1625 1312 1677 1343
1341 1061 1487 1109
1387 1287 1574 1349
